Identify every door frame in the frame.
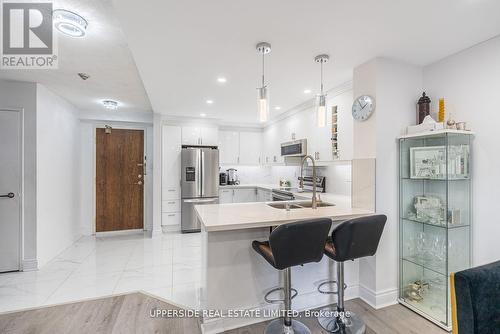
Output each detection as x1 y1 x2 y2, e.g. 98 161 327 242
92 123 149 234
0 108 24 271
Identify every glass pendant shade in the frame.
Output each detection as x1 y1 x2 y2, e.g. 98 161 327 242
316 94 327 127
258 86 269 123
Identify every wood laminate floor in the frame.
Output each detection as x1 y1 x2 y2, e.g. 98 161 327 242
0 292 448 334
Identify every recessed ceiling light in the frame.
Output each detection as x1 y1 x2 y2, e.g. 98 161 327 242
53 9 88 38
303 89 312 94
102 100 118 110
274 106 281 110
200 113 207 117
206 100 214 104
217 77 227 83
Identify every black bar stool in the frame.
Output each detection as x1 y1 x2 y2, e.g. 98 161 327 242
253 218 332 334
317 215 387 334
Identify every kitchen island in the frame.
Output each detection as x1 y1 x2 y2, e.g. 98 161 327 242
195 197 373 334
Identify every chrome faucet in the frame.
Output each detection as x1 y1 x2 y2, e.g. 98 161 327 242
299 155 318 209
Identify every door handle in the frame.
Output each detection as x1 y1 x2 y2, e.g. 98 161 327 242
0 192 15 199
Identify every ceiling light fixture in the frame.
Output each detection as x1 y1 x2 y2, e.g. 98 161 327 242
303 89 312 94
53 9 88 38
274 106 281 110
314 54 330 128
206 99 214 104
102 100 118 110
256 42 271 123
217 77 227 83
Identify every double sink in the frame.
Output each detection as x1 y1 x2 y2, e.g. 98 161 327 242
267 201 335 210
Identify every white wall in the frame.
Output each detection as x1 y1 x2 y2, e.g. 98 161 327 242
423 36 500 266
353 58 423 307
36 84 81 267
0 80 38 269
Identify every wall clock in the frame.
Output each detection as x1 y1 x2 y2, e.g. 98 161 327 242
352 95 375 121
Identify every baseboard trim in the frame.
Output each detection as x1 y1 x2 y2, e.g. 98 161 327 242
95 229 145 237
22 258 38 271
358 284 398 309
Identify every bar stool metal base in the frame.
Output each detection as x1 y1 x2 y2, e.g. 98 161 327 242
265 318 312 334
317 307 366 334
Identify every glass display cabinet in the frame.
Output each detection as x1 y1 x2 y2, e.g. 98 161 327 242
398 130 473 330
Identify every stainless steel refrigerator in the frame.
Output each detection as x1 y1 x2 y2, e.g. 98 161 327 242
181 146 219 232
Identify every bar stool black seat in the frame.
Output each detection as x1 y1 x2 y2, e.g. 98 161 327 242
253 218 332 334
317 214 387 334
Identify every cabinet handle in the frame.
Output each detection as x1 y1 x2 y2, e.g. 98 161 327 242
167 214 175 217
237 156 240 164
168 189 176 192
168 201 175 204
259 157 261 164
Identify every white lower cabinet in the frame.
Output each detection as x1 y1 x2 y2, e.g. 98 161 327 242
232 188 257 203
219 189 234 203
220 187 270 203
162 212 181 226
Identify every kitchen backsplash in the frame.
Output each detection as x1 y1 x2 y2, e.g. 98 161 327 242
220 162 352 196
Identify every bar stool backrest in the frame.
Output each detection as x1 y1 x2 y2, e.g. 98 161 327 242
269 218 332 270
331 215 387 262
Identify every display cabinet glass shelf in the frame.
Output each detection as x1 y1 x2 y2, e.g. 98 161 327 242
398 130 473 330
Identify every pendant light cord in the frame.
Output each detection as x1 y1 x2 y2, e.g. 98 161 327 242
262 51 265 87
320 60 324 95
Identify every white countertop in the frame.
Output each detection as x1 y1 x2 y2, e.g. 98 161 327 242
219 183 275 190
195 194 373 232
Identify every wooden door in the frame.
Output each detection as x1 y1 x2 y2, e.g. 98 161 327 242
96 128 144 232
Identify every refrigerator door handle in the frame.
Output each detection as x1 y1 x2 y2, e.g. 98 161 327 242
201 150 205 197
197 149 202 197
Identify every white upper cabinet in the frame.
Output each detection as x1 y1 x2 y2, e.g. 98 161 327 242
162 125 182 196
201 127 218 146
181 126 218 146
219 130 263 165
239 131 262 165
218 130 240 164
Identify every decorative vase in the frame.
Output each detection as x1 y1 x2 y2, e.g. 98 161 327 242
417 92 431 124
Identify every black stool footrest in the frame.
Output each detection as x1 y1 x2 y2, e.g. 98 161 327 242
318 280 347 295
264 287 298 304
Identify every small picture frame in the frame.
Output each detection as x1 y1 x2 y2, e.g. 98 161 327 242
410 146 446 179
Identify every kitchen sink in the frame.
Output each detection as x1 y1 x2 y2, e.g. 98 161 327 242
267 201 335 210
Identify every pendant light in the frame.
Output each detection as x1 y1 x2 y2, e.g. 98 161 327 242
256 42 271 123
315 54 329 127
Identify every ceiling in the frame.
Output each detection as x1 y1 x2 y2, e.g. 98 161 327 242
0 0 152 113
112 0 500 125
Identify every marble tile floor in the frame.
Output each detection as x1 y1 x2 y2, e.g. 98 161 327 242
0 231 202 313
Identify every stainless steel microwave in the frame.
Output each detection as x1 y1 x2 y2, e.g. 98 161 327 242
281 139 307 157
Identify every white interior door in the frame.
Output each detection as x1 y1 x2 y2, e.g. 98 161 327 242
0 110 22 272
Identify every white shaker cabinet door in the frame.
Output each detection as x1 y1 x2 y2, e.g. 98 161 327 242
218 130 240 164
219 189 234 203
201 127 219 146
232 188 257 203
181 126 201 145
239 131 262 165
162 125 182 194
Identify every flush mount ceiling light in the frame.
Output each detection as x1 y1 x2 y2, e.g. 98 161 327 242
53 9 88 38
102 100 118 110
314 54 330 128
256 42 271 123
